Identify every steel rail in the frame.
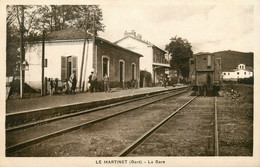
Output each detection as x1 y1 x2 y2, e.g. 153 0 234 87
6 89 189 155
118 96 197 157
214 96 219 156
6 87 187 132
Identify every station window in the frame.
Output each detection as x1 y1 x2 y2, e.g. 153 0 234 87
237 72 239 75
102 56 110 77
223 73 226 75
244 72 246 75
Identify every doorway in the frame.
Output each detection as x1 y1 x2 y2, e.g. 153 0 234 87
119 61 124 83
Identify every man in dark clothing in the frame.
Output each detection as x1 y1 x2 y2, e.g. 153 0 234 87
89 72 93 93
91 72 98 92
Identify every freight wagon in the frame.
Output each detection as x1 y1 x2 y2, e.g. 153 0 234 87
189 53 221 96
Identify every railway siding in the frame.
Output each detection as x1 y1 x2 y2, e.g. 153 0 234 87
130 97 215 156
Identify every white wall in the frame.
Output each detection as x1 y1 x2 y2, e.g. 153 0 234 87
116 38 154 78
25 41 93 90
222 69 253 80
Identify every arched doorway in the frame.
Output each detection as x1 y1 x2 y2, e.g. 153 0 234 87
119 60 125 83
131 63 136 80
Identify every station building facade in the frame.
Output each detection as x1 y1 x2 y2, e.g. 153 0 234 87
25 28 142 91
115 30 170 85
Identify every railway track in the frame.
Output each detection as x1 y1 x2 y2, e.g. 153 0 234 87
6 88 186 132
6 87 189 155
119 96 219 156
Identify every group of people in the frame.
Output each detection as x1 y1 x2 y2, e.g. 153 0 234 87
49 71 111 95
88 71 110 93
49 72 77 96
160 74 168 87
65 72 77 94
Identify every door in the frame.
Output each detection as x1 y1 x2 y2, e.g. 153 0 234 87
67 56 72 78
120 61 124 83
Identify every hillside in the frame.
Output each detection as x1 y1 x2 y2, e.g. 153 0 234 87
213 50 253 71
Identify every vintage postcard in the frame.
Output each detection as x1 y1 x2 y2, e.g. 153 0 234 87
1 0 259 167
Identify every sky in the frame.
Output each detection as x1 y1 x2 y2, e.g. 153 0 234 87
98 2 254 53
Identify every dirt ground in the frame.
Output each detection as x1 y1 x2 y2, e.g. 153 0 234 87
217 84 253 156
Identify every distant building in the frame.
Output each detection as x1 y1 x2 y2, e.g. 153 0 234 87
115 30 170 85
25 28 142 91
222 64 253 81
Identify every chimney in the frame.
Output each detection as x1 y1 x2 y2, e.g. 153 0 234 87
124 30 137 37
124 30 128 37
136 34 142 40
131 30 136 37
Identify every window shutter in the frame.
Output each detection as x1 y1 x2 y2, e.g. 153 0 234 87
72 56 78 79
61 56 67 81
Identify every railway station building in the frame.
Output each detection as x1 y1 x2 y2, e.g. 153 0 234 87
115 30 170 86
24 28 142 91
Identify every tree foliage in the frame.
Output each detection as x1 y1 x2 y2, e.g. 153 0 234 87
6 5 105 76
165 36 193 78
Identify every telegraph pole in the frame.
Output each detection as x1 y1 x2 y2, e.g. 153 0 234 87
79 12 88 92
41 30 45 95
92 12 97 73
19 6 24 98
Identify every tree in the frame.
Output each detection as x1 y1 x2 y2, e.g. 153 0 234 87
165 36 193 80
6 5 105 77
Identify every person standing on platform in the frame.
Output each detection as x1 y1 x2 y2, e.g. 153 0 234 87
103 73 110 93
89 72 93 93
70 72 77 94
49 78 54 96
163 75 167 88
92 72 98 92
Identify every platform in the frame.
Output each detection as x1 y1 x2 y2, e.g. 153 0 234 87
6 86 188 126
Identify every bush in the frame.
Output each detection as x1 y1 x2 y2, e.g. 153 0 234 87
237 77 254 85
140 70 152 87
109 81 122 88
95 81 123 92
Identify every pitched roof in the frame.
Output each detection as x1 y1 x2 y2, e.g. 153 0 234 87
46 27 90 40
115 35 166 53
44 28 143 57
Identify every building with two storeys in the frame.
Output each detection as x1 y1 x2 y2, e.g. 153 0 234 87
115 30 170 86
